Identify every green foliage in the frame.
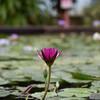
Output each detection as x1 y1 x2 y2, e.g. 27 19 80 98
90 0 100 5
0 0 52 26
71 72 97 80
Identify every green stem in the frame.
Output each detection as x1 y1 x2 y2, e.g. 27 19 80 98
26 96 28 100
44 78 47 91
42 67 51 100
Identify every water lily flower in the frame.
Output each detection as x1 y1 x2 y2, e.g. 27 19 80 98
58 20 65 26
93 32 100 40
10 33 18 40
37 48 62 100
0 39 10 46
22 85 32 95
23 46 33 52
93 20 100 27
37 48 62 67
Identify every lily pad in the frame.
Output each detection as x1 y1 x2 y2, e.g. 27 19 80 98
58 88 97 98
47 97 87 100
0 89 10 97
0 78 9 85
31 91 57 99
89 93 100 100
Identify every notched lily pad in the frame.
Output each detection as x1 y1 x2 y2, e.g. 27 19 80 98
47 97 87 100
89 93 100 100
31 91 57 99
0 89 10 97
2 71 28 82
0 78 10 85
58 88 97 98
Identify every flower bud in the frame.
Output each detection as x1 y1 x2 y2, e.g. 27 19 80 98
44 69 47 79
22 85 32 95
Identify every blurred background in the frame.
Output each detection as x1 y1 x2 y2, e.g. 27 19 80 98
0 0 100 27
0 1 100 100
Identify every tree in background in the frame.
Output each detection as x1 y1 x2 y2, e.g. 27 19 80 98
83 0 100 25
0 0 52 26
90 0 100 5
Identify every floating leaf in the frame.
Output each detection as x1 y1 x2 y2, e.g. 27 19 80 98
58 88 97 98
31 91 57 99
47 97 87 100
0 90 10 97
71 72 97 80
0 78 9 85
89 93 100 100
52 71 91 83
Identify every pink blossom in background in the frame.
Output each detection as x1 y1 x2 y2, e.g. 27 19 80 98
22 85 32 95
58 20 65 26
11 33 18 40
37 48 62 67
93 20 100 26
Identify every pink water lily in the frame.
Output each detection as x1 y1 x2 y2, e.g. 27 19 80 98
10 33 18 40
37 48 62 67
22 85 32 95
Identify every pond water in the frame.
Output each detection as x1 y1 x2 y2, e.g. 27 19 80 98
0 34 100 100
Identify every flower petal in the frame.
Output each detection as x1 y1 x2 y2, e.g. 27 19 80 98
50 48 58 59
56 50 62 59
42 48 50 60
37 50 43 59
22 85 32 95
